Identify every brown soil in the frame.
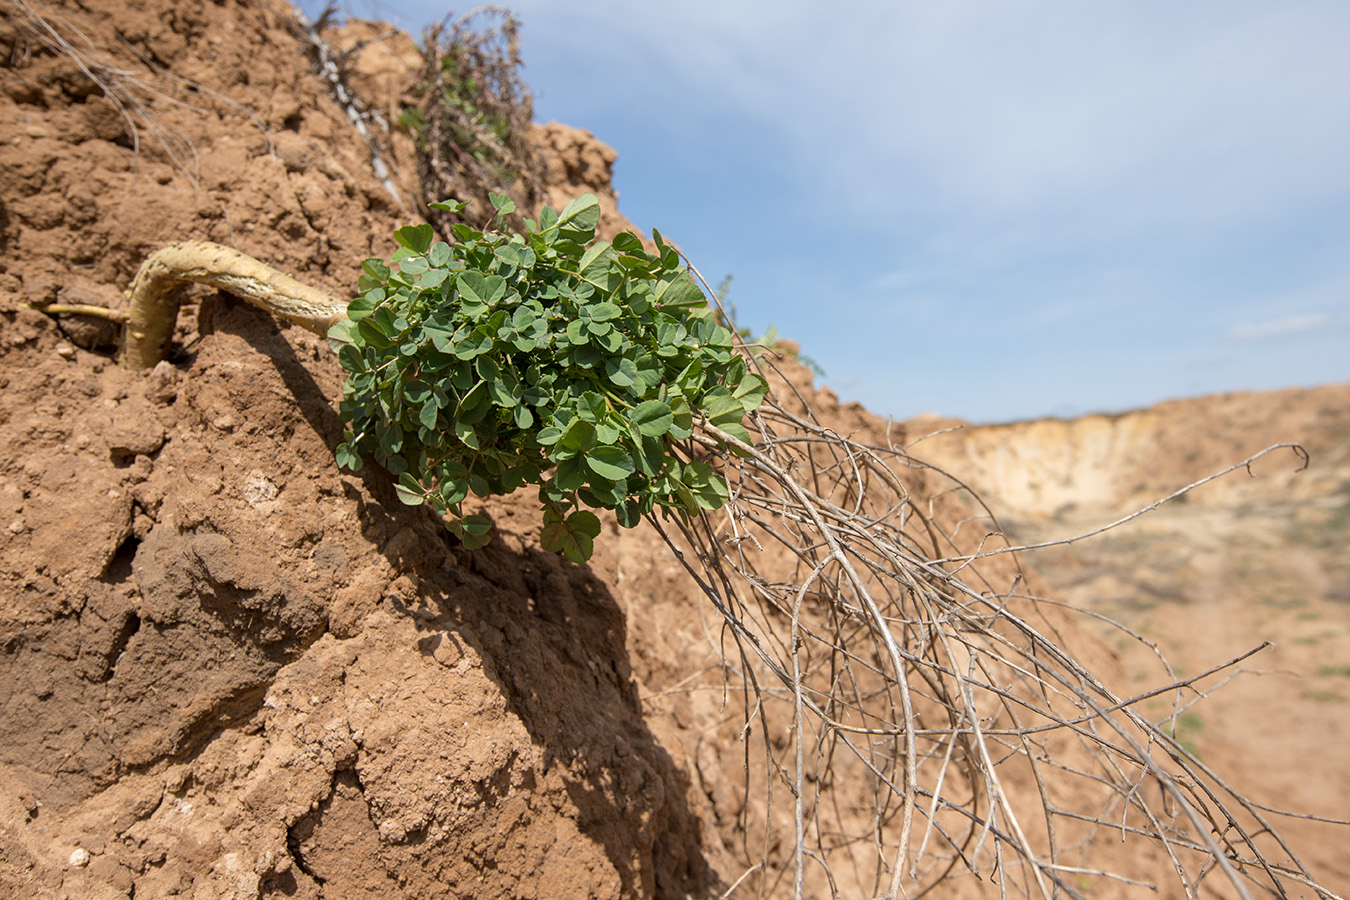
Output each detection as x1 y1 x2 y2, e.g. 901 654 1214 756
0 0 1345 897
0 1 698 897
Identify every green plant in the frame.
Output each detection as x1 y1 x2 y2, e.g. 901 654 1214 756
40 205 1335 900
328 193 767 562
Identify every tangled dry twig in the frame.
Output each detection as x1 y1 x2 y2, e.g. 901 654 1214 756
647 265 1342 899
401 6 544 232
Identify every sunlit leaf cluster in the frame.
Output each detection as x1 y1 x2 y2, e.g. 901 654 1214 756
329 193 766 561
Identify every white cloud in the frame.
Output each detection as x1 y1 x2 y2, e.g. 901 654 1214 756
1224 313 1332 342
493 0 1350 247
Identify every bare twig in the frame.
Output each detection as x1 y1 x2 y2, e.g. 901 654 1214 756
644 329 1337 898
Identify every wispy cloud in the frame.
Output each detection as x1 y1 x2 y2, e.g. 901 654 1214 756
1224 313 1334 342
502 0 1350 261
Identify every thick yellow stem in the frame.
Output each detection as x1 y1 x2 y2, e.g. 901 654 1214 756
123 241 349 369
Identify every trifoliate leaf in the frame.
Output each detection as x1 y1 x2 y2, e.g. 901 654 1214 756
395 473 426 506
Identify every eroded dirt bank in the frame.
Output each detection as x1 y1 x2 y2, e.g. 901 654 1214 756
0 0 704 895
2 0 1347 896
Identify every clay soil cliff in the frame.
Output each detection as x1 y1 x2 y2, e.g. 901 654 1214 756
1 0 1346 897
0 1 711 895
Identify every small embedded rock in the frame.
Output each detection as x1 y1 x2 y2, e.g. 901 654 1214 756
68 847 90 868
143 361 181 405
106 410 166 458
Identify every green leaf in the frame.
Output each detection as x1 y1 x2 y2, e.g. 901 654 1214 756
419 400 439 431
458 272 507 308
395 473 426 506
540 516 595 563
511 305 537 330
394 223 434 253
631 400 674 437
604 357 639 388
453 329 494 360
594 417 622 445
655 273 705 308
594 328 624 354
684 462 731 510
560 417 597 453
488 374 519 408
553 455 587 492
429 198 468 215
565 319 589 345
734 373 768 410
453 418 479 449
587 446 634 481
536 205 558 234
335 442 363 472
576 239 611 274
669 397 695 440
449 514 493 550
578 392 608 421
634 433 666 478
554 193 601 241
399 256 429 276
589 301 621 322
457 381 489 424
440 477 468 506
356 318 392 349
569 509 602 538
612 232 644 254
715 420 752 446
362 258 392 282
329 317 357 348
418 268 447 289
344 296 376 322
701 392 747 425
422 320 458 354
615 498 645 528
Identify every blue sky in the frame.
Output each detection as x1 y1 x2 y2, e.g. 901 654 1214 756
320 0 1350 424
